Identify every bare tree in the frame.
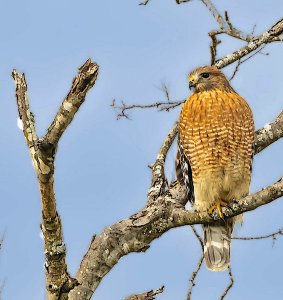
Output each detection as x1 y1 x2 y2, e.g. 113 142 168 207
12 1 283 299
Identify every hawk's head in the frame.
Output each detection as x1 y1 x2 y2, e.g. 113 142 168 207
188 66 233 93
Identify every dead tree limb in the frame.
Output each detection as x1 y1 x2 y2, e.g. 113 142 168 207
12 59 99 300
214 19 283 69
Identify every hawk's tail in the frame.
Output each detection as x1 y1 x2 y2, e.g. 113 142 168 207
203 222 233 271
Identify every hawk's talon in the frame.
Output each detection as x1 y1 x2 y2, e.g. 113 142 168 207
208 200 228 219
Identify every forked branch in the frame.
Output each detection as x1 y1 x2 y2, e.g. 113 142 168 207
13 59 99 300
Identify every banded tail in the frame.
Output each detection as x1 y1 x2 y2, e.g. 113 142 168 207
203 222 233 271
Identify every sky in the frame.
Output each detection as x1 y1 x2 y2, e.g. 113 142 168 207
0 0 283 299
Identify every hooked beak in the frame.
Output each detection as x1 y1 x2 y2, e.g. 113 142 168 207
189 81 196 90
189 74 197 90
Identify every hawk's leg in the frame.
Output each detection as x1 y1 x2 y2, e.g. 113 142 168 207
208 200 228 219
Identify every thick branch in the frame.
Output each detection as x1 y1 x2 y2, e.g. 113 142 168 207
254 111 283 154
68 175 283 299
147 124 178 203
13 59 99 300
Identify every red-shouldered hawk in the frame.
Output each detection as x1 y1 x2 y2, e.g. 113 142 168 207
176 66 254 271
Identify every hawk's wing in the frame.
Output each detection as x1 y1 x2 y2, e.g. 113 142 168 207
176 140 195 204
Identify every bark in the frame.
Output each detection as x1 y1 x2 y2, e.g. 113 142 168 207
254 111 283 154
12 59 99 300
215 19 283 69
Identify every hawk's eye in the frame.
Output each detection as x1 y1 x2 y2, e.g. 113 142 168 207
201 72 210 78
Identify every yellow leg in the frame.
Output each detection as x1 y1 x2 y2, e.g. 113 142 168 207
208 200 228 219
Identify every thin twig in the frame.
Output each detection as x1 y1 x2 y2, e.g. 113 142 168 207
187 225 204 300
176 0 192 3
125 286 164 300
186 255 204 300
113 17 283 117
229 58 241 81
112 99 184 119
233 228 283 247
139 0 151 5
220 266 234 300
209 32 221 65
229 45 267 81
190 225 204 250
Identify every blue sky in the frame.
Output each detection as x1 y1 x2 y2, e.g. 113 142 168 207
0 0 282 299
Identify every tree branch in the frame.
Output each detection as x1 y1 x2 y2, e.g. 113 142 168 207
68 176 283 299
43 59 99 147
12 59 99 300
112 15 283 117
187 226 204 300
68 112 283 297
215 19 283 69
200 0 226 30
233 228 283 246
147 124 178 203
254 111 283 154
220 266 234 300
125 286 164 300
111 99 184 120
186 255 204 300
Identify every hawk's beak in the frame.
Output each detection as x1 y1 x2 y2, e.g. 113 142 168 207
189 81 196 90
189 74 197 90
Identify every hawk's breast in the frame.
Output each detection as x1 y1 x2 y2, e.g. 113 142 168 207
179 90 254 185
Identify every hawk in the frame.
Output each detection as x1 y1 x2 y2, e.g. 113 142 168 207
176 66 254 271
